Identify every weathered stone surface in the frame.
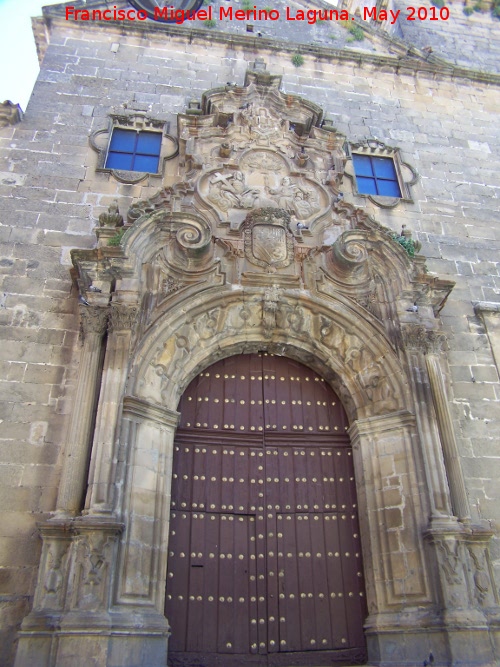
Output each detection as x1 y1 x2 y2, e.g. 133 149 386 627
0 3 498 667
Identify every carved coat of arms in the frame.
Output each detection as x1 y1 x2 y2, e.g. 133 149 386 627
243 209 294 271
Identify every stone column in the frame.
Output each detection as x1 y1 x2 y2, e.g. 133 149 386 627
425 352 471 522
85 303 138 514
55 305 108 515
402 325 457 523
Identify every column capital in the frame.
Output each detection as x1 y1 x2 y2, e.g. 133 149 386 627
80 305 109 337
109 303 139 334
401 323 447 354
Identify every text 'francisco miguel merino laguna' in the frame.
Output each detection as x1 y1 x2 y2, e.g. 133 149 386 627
65 5 410 25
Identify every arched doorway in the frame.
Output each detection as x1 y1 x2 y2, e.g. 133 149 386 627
165 353 367 666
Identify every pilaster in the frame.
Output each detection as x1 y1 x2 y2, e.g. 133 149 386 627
56 305 108 515
85 303 139 514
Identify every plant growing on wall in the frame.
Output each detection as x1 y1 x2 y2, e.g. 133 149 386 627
108 228 126 246
391 232 421 257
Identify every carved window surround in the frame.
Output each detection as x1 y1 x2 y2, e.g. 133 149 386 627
345 139 418 209
90 110 178 184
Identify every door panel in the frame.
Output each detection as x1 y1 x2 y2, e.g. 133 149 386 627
166 354 367 666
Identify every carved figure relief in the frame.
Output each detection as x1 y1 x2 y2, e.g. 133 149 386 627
262 284 283 338
207 171 259 211
200 164 324 226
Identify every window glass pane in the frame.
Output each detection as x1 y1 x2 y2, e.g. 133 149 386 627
106 152 134 170
136 131 162 155
109 128 136 153
133 154 160 173
377 179 401 197
372 157 397 179
356 176 377 195
352 154 374 177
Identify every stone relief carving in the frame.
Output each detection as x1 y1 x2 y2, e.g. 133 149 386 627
194 308 224 340
243 208 294 272
207 170 260 211
74 532 115 612
262 285 283 339
98 200 124 228
436 539 463 588
402 324 448 354
162 276 182 295
239 150 287 173
359 367 399 413
80 306 109 338
203 167 324 225
268 176 321 220
109 304 139 334
468 547 491 604
41 541 70 610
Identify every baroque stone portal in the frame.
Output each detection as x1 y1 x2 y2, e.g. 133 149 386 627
14 62 500 667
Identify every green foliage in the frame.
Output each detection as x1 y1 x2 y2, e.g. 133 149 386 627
107 229 125 247
291 53 304 67
341 21 364 41
329 34 337 40
430 0 445 7
473 3 482 10
494 0 500 17
241 0 254 9
263 5 273 11
315 18 328 25
391 234 418 258
463 5 474 14
204 18 216 27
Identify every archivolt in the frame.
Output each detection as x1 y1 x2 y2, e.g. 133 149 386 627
128 286 411 423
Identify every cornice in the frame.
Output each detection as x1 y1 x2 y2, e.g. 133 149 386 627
38 9 500 87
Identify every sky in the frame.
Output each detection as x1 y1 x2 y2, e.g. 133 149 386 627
0 0 62 110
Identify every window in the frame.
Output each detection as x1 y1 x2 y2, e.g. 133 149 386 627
105 128 162 173
352 154 402 198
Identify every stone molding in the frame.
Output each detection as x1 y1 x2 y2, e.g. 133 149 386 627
122 395 180 428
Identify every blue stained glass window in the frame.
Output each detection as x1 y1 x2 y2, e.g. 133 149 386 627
105 129 162 173
352 154 401 197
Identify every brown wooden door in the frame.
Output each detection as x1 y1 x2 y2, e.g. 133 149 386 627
166 354 367 666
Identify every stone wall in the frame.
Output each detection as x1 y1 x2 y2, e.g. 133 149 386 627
0 12 499 666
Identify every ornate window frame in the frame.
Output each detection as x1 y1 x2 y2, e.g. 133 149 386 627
90 111 179 184
345 139 418 209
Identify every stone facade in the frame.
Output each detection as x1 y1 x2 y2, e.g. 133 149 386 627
0 1 499 666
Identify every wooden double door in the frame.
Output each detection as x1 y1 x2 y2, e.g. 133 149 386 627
166 354 367 666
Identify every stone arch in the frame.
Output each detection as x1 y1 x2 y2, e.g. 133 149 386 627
129 287 412 423
110 284 432 661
